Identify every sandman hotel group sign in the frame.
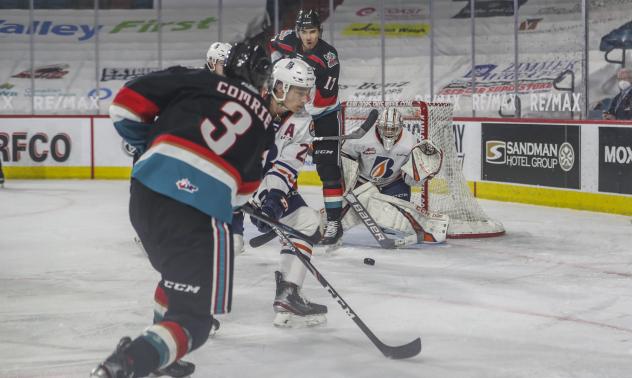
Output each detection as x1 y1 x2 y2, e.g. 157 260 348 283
482 123 580 189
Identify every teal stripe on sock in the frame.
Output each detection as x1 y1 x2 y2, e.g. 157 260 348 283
142 330 170 367
324 201 342 209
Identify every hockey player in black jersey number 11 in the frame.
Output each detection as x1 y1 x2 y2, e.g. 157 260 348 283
90 43 275 378
270 9 345 246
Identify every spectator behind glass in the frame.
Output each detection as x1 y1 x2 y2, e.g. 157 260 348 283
604 68 632 120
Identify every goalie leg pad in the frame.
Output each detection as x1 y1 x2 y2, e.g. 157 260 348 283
340 154 359 195
340 182 380 231
367 193 449 244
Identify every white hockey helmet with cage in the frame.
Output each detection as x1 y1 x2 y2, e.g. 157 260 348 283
377 108 403 151
206 42 232 70
271 58 316 102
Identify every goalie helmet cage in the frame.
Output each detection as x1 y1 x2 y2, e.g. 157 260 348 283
341 100 505 238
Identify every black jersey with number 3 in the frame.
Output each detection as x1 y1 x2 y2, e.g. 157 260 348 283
110 66 275 223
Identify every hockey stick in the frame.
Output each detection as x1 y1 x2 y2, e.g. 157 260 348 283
240 204 422 359
312 109 379 142
241 203 320 245
249 230 277 248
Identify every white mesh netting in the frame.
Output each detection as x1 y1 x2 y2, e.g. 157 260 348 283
342 100 505 238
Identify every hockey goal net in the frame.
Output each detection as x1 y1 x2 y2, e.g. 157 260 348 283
341 100 505 238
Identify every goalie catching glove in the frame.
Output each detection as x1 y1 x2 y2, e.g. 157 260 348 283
401 139 443 186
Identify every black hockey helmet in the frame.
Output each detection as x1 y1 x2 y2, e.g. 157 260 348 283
224 42 272 91
295 9 321 33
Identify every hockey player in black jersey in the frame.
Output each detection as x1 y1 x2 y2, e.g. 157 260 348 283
90 43 274 378
270 9 345 246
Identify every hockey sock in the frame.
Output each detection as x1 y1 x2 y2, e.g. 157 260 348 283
322 184 343 221
153 284 168 324
135 321 192 374
280 237 311 286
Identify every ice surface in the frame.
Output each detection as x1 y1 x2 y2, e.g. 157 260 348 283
1 180 631 378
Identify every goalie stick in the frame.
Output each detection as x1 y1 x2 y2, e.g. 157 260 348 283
240 203 422 359
311 109 379 142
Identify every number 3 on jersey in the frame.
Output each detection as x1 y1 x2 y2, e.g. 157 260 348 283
201 101 252 155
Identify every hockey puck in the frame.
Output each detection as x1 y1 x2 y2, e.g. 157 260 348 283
364 258 375 266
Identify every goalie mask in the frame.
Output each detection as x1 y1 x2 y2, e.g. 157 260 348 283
271 58 316 103
377 108 403 151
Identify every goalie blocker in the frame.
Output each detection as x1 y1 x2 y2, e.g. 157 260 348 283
340 140 448 246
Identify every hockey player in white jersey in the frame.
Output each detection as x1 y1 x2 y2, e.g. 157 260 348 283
341 107 449 245
243 58 327 327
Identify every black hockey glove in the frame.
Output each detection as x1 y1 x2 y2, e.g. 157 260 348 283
251 189 288 233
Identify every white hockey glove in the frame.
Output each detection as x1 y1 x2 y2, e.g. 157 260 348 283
401 139 443 185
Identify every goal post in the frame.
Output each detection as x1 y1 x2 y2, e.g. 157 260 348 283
341 100 505 239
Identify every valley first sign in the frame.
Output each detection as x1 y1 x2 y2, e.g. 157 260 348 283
0 16 216 41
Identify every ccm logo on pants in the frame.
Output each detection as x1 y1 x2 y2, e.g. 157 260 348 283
164 280 200 294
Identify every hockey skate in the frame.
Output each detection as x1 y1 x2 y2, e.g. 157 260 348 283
133 236 147 255
151 359 195 377
90 337 134 378
209 317 221 337
320 219 342 246
273 271 327 327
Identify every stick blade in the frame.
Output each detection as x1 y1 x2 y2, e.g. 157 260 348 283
378 238 397 249
248 231 276 248
380 337 422 360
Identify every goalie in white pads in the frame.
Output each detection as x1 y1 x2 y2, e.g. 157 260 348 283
340 107 449 245
242 58 327 327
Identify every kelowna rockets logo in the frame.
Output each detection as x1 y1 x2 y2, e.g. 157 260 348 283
370 156 394 179
176 178 199 194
